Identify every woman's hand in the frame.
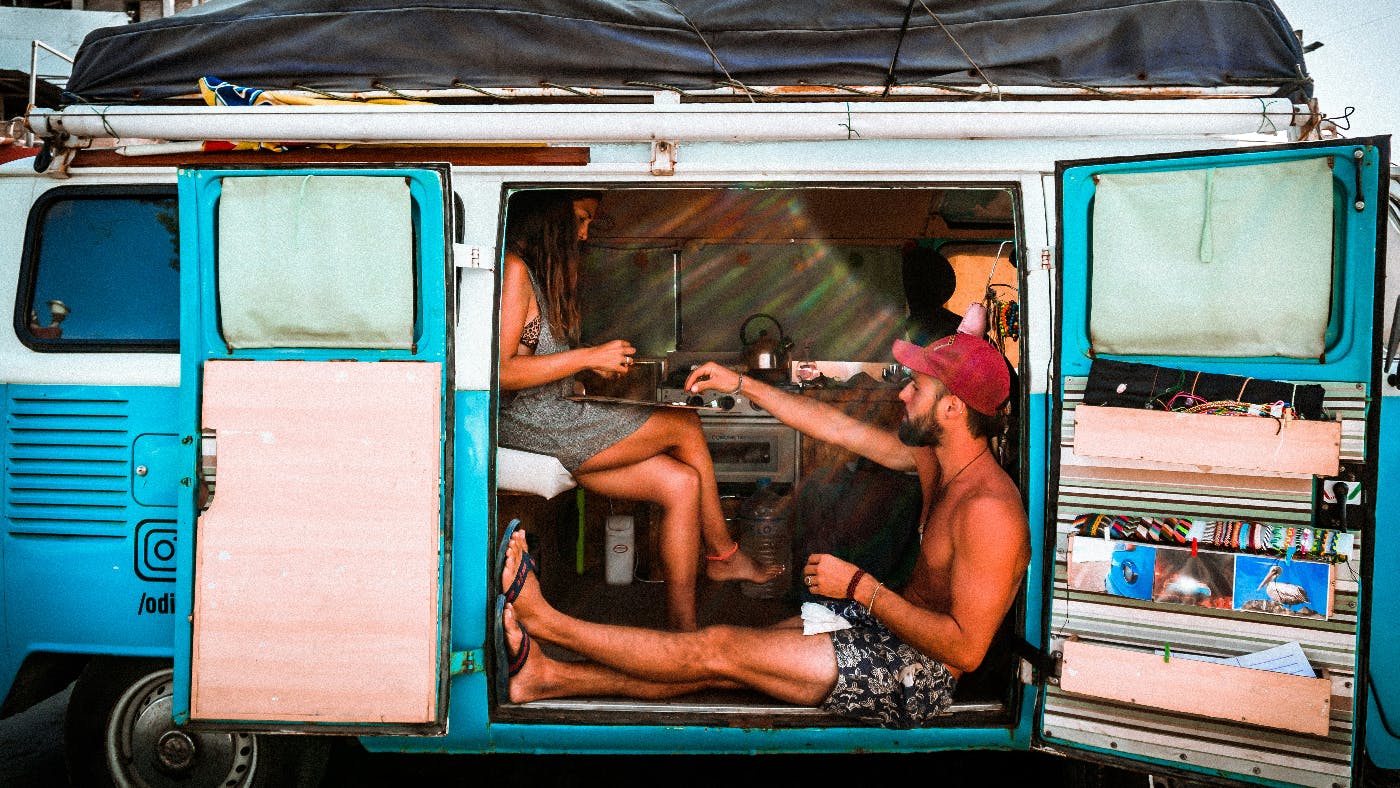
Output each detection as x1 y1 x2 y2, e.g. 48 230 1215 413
584 339 637 378
684 362 740 395
802 553 860 599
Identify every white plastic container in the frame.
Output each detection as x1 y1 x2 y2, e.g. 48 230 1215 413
604 515 634 586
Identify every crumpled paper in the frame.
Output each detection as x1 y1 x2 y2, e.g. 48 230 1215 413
800 602 853 636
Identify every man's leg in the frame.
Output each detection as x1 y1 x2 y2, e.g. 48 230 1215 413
503 527 838 705
503 602 726 703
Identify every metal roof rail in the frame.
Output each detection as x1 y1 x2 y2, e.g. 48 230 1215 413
23 40 75 147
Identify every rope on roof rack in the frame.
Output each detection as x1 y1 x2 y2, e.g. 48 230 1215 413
291 84 369 102
914 0 1001 100
370 81 417 100
798 82 879 96
624 81 691 97
1255 97 1279 135
661 0 753 104
538 82 589 96
714 79 772 98
882 0 919 97
894 81 987 97
55 92 121 136
450 80 503 98
1050 80 1136 98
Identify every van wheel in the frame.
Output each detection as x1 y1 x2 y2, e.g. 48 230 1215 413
64 657 330 788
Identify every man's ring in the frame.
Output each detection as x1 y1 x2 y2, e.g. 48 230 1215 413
623 356 632 366
804 575 813 587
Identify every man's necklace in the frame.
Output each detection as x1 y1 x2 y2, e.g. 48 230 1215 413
919 447 989 541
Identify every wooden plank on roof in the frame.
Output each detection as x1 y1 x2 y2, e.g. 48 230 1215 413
69 145 590 168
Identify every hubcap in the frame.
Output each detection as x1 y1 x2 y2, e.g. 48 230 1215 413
155 730 196 772
106 668 258 788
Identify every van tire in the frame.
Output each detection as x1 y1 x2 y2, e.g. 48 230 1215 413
64 657 330 788
1059 758 1151 787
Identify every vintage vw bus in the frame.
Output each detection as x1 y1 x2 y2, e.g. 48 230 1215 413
0 2 1396 787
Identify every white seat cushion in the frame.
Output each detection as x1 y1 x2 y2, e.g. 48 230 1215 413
497 447 576 498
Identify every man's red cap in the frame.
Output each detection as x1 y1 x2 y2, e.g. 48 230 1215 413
891 333 1010 416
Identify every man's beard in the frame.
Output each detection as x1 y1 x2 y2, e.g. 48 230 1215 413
898 412 943 447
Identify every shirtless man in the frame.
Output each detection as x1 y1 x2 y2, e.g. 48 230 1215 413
497 333 1030 728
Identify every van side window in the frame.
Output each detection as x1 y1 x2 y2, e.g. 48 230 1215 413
15 186 180 352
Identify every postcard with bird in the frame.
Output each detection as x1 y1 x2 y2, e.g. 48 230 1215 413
1232 555 1332 619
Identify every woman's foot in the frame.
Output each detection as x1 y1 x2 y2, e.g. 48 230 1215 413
704 543 785 584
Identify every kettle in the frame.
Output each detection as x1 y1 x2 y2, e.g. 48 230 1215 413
740 313 794 384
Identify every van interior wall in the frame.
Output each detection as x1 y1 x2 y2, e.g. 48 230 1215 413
574 187 1019 368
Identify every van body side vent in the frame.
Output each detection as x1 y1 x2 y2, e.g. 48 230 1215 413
3 386 177 534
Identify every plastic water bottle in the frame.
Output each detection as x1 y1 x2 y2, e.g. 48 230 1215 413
738 478 792 599
605 515 634 586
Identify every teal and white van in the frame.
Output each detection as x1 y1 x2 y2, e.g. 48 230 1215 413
1 2 1396 787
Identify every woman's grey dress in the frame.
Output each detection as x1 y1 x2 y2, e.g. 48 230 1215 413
498 269 650 472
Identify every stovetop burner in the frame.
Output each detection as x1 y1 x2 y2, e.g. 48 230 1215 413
657 387 775 418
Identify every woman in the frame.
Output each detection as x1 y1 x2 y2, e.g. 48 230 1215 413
498 190 777 631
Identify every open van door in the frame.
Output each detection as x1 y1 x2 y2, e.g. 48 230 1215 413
171 165 454 735
1040 138 1390 788
1364 166 1400 772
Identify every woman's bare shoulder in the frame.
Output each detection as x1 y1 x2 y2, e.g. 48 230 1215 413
502 251 529 277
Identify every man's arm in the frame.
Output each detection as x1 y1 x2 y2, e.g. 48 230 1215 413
684 361 916 472
851 495 1029 673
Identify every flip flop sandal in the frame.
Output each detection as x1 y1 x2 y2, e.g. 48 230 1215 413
504 550 537 605
493 593 533 700
496 518 538 604
495 518 521 590
509 626 533 678
493 594 510 698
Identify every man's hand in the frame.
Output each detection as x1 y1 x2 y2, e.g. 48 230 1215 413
685 362 740 395
802 553 860 600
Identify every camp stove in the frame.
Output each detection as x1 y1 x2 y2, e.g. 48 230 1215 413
657 386 776 419
657 386 797 484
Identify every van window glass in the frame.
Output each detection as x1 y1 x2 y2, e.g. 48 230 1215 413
1089 157 1334 358
216 175 415 349
18 188 179 350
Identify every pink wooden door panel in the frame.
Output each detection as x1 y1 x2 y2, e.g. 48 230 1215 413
192 359 442 723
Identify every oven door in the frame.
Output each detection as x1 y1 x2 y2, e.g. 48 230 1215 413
700 418 798 484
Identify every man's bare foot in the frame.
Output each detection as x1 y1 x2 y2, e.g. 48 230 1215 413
500 528 548 628
503 602 550 704
704 545 785 584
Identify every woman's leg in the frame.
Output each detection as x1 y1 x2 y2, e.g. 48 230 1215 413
575 454 702 630
579 411 781 585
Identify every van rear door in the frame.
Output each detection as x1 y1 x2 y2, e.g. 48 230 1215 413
1041 138 1389 788
171 165 454 735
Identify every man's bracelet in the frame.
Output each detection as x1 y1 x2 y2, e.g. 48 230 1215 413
727 374 744 396
867 581 885 614
845 570 866 601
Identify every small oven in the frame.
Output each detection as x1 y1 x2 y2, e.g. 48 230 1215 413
658 387 799 485
699 417 798 484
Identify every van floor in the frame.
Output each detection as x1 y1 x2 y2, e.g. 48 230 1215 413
501 498 1019 727
536 542 797 649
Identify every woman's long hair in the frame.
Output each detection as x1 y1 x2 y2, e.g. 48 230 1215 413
505 191 586 344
